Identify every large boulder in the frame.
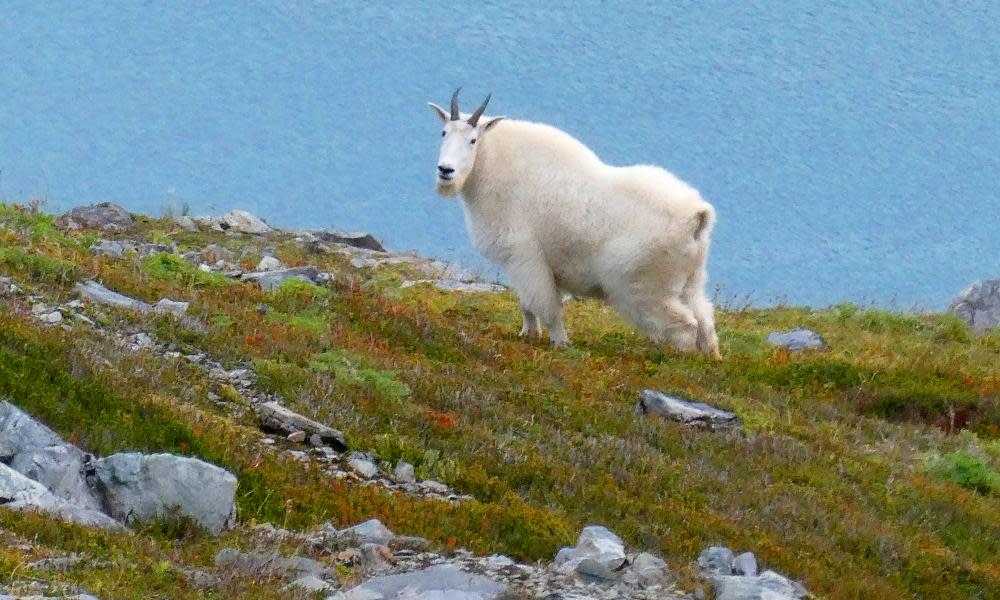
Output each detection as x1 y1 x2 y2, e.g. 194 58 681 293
220 209 272 234
63 202 134 231
94 453 237 534
948 279 1000 333
0 463 122 530
554 525 627 580
0 401 103 511
332 564 507 600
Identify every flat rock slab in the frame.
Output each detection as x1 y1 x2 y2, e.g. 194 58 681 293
242 266 321 291
333 564 507 600
314 230 386 253
74 281 152 313
0 463 123 530
94 452 237 534
710 571 809 600
257 401 347 451
638 390 739 429
766 328 826 351
220 209 272 234
949 278 1000 333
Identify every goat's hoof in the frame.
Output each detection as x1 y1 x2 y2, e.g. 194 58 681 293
550 340 571 349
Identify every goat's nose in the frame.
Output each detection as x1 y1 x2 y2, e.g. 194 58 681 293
438 165 455 175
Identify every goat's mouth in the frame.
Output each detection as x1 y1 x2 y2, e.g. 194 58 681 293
437 174 454 183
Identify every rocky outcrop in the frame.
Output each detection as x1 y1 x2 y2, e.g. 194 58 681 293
637 390 739 429
698 546 808 600
94 453 237 534
555 525 627 580
949 279 1000 333
0 463 122 530
62 202 133 231
766 328 826 351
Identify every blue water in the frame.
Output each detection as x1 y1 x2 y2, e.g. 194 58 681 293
2 2 998 308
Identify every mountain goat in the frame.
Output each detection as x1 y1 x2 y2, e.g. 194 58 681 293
428 89 720 358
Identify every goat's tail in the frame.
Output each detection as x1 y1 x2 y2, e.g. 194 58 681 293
692 205 715 241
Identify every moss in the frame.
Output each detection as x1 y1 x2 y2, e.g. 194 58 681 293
930 451 1000 496
309 350 411 402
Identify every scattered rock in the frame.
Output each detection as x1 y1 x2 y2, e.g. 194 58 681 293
313 230 386 252
0 462 123 530
348 452 379 478
173 215 198 232
285 574 334 593
153 298 189 316
256 401 347 451
91 239 125 258
697 546 735 575
38 310 63 325
393 461 416 484
214 547 330 581
732 552 758 577
242 266 322 291
339 518 395 546
63 202 134 231
554 525 627 580
220 209 272 234
401 279 506 293
256 255 284 272
709 570 808 600
287 431 307 444
624 552 670 586
766 328 826 351
637 390 739 429
94 452 237 534
948 278 1000 333
332 564 507 600
202 244 235 264
74 281 152 313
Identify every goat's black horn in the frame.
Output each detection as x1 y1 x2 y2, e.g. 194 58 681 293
450 87 461 121
467 93 491 127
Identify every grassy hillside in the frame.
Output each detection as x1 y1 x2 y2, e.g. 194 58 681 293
1 202 999 599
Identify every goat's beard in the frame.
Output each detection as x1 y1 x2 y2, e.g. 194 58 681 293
436 176 463 197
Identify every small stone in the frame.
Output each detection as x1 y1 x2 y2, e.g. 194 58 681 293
284 574 332 593
173 215 198 232
287 431 307 443
257 255 284 271
698 546 735 575
39 310 63 324
349 453 379 478
91 239 125 257
393 461 416 484
153 298 189 316
340 518 395 545
733 552 758 577
767 328 826 351
420 479 449 494
220 209 272 234
638 389 739 429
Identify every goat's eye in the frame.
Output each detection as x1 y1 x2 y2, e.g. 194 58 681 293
441 131 446 137
470 138 477 145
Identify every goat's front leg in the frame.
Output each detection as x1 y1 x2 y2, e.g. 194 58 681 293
506 256 569 348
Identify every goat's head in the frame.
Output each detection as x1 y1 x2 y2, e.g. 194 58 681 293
428 88 504 196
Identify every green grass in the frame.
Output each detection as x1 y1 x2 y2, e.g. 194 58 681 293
2 201 1000 599
142 252 232 288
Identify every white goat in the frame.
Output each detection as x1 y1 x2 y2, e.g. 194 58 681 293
429 89 720 358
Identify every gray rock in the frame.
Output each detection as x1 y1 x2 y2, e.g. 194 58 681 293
173 215 198 232
38 310 63 325
285 575 334 593
333 564 507 600
638 390 739 429
64 202 133 230
340 518 395 545
94 453 237 534
256 401 347 451
393 461 416 484
153 298 189 316
74 281 152 313
554 525 627 580
349 453 379 478
287 430 307 443
256 255 284 271
766 328 826 351
732 552 758 577
710 570 808 600
314 230 386 253
220 209 272 234
698 546 735 575
626 552 669 586
202 244 235 263
400 279 506 293
91 240 125 258
0 401 103 511
0 463 122 530
215 547 330 580
949 279 1000 334
243 266 322 291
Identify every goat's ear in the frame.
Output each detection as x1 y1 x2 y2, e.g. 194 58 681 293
482 116 505 131
428 102 448 123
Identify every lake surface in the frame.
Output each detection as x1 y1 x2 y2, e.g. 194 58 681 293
2 2 998 308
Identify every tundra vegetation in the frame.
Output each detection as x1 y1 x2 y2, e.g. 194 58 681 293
1 201 999 599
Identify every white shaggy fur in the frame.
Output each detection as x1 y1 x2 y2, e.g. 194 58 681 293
429 95 720 357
